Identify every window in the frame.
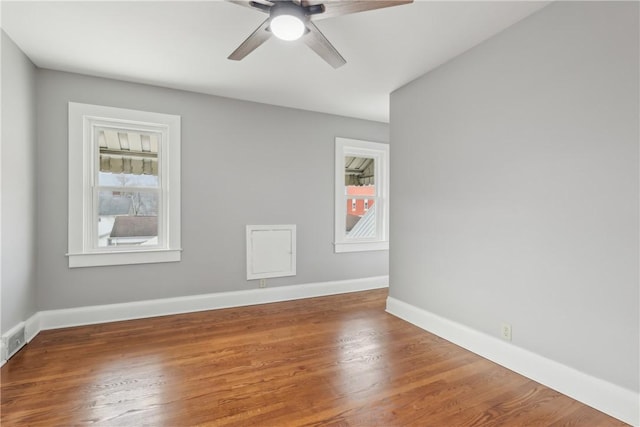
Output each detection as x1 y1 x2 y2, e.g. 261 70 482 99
68 103 181 267
334 137 389 253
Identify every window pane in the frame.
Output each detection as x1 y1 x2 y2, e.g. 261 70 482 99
98 172 159 188
346 198 375 218
344 156 374 186
98 190 159 247
344 156 376 238
97 128 159 186
346 205 376 238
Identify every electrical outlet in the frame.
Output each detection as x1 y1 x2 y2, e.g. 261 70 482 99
259 279 267 288
501 323 512 341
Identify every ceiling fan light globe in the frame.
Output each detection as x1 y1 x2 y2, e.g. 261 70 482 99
270 15 305 41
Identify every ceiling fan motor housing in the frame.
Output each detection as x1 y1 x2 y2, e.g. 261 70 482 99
270 1 307 20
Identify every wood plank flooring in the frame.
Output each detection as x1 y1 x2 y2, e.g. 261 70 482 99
0 289 627 426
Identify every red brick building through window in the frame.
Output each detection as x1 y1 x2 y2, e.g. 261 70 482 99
346 185 375 216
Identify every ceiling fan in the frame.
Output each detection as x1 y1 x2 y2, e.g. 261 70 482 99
227 0 413 68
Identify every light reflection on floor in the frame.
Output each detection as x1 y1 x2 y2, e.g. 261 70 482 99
81 354 173 425
334 316 394 400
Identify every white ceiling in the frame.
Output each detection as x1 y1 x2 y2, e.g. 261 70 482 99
1 1 549 122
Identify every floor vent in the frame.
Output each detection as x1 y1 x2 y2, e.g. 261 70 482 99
4 326 26 360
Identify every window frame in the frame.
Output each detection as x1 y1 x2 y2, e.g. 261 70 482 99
68 102 181 268
334 137 389 253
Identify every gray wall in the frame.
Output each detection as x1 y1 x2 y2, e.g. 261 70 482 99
390 1 638 393
36 70 389 310
1 31 38 334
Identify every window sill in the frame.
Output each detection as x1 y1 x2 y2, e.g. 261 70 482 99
334 241 389 253
67 249 182 268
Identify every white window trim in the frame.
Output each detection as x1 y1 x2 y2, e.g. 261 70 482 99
334 137 389 253
68 102 181 268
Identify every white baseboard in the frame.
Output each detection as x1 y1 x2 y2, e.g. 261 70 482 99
25 313 40 343
38 276 388 330
0 276 388 367
386 296 639 426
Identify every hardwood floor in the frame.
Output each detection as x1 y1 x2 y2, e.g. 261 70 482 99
1 289 627 426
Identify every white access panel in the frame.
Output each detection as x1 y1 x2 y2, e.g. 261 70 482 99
246 225 296 280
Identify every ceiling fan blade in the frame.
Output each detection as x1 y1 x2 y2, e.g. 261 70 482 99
228 18 272 61
303 21 346 68
308 0 412 20
226 0 273 12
